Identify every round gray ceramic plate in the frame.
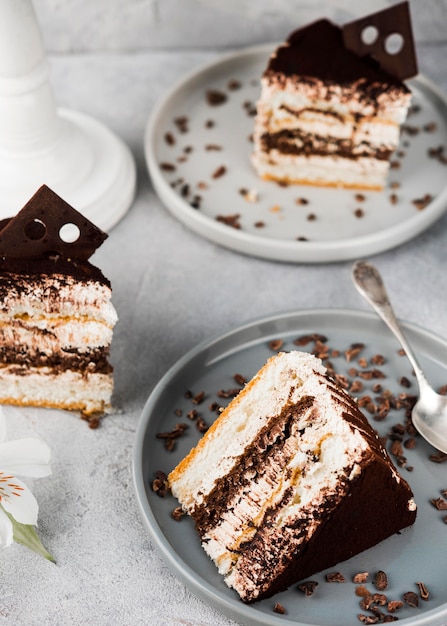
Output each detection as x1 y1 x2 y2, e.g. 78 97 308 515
133 309 447 626
145 44 447 263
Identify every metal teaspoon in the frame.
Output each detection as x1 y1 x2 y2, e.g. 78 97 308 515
352 260 447 453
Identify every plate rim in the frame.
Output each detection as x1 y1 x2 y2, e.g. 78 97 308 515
133 307 447 626
144 42 447 263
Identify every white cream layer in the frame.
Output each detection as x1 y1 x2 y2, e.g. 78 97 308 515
0 366 113 414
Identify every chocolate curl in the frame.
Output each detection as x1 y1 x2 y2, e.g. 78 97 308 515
342 1 418 80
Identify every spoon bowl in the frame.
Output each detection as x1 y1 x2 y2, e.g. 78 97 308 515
352 260 447 454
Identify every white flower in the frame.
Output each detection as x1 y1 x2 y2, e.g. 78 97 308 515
0 408 51 547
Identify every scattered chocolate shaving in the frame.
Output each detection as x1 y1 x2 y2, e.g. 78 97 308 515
233 373 246 386
205 119 215 129
326 572 346 583
192 391 205 405
254 221 265 228
156 423 188 451
355 208 365 218
269 339 284 352
423 122 437 133
212 165 227 179
164 132 175 146
353 572 369 584
412 194 432 210
387 600 403 613
389 193 398 205
429 451 447 463
206 89 227 106
297 580 319 596
416 581 430 601
227 79 241 91
430 496 447 510
160 162 176 172
374 571 388 591
174 116 189 133
216 214 241 229
151 471 169 497
171 506 185 521
196 416 209 433
273 602 286 614
205 144 222 151
295 197 309 205
428 145 447 164
403 591 419 607
402 124 420 136
345 343 365 362
307 213 317 221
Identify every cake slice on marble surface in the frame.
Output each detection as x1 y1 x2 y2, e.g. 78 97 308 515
0 185 117 421
169 351 416 603
252 3 417 190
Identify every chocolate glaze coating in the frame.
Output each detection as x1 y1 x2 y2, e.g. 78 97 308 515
267 19 410 90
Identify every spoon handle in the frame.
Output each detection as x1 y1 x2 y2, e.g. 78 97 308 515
352 261 429 390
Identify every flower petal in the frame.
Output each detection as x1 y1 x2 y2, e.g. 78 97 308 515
0 506 13 546
0 476 38 525
0 438 51 477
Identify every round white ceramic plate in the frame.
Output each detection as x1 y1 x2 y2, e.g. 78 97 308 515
133 308 447 626
145 44 447 263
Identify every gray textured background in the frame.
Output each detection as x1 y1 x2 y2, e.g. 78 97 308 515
0 1 447 625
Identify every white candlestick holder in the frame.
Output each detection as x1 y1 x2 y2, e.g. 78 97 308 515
0 0 136 231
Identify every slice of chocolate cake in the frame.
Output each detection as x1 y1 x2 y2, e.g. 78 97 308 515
0 185 117 418
252 3 417 189
169 351 416 603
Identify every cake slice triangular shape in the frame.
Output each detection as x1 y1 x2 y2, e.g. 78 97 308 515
169 351 417 603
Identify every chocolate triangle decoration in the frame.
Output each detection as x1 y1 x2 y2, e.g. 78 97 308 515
0 185 108 260
342 2 418 80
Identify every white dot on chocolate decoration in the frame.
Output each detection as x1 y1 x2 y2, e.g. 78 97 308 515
361 25 379 46
59 222 81 243
384 32 404 55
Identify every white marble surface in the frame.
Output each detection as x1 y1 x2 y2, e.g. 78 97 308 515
0 36 447 626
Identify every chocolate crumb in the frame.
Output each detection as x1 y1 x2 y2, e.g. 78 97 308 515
297 580 319 596
171 506 185 521
412 194 432 210
192 391 205 405
151 471 169 497
273 602 286 614
387 600 403 613
205 119 215 129
295 197 309 205
174 116 189 133
206 89 227 106
227 79 241 91
233 373 246 386
429 451 447 463
354 208 364 218
389 193 398 205
212 165 227 179
374 571 388 591
254 221 265 228
205 144 222 151
196 416 208 433
355 193 366 202
353 572 369 584
216 213 241 229
430 496 447 510
160 162 176 172
423 122 437 132
416 581 430 601
403 591 419 607
326 571 346 583
358 614 379 624
307 213 317 221
164 132 175 146
269 339 284 352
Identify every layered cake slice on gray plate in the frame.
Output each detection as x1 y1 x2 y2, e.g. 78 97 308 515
169 350 416 603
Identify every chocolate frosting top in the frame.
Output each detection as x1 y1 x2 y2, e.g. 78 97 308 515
266 19 410 89
0 185 110 284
